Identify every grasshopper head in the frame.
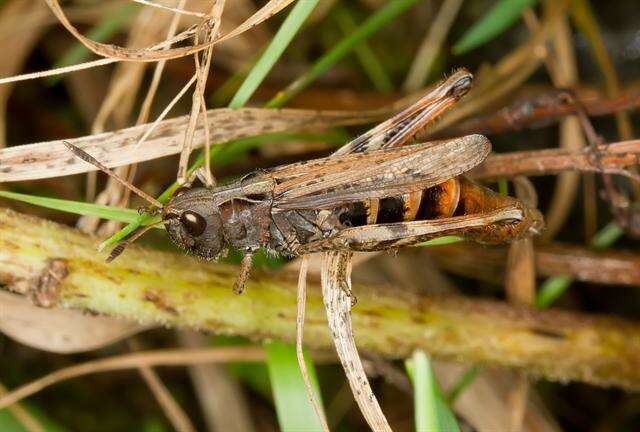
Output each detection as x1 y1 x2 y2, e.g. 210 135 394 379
163 187 225 260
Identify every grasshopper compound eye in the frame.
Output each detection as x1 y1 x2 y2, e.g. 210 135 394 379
163 188 226 260
180 210 207 237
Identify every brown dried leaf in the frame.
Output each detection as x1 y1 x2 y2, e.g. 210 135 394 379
0 291 145 353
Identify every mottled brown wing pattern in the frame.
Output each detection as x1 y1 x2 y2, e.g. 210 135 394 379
271 135 490 211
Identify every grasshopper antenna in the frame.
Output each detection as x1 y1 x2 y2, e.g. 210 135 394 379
106 220 165 262
63 141 163 209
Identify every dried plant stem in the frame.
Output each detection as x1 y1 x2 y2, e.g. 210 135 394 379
0 381 44 432
538 3 587 241
0 346 266 410
136 360 197 432
0 58 117 85
420 2 562 138
179 332 256 432
430 242 640 287
470 140 640 181
43 0 293 62
178 2 225 184
442 86 640 137
2 208 640 390
504 179 537 432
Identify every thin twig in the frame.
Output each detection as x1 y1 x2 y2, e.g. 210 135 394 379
470 140 640 181
430 241 640 287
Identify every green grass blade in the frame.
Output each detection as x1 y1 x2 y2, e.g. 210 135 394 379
535 275 572 308
0 403 68 432
48 3 137 85
445 365 480 404
406 350 460 432
535 222 623 307
229 0 320 109
334 5 393 92
265 341 325 432
0 190 141 223
452 0 538 55
498 177 509 195
266 0 419 108
589 222 623 250
416 236 463 247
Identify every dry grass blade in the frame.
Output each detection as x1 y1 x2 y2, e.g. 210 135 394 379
0 58 118 86
468 140 640 181
136 1 188 127
78 3 181 233
42 0 294 62
504 177 538 432
0 107 385 182
179 332 256 432
0 346 266 410
129 338 196 432
321 251 391 432
0 382 45 432
532 4 587 241
470 140 640 181
296 255 330 431
178 1 226 185
137 365 196 432
571 0 634 140
0 0 294 84
131 0 206 18
403 0 464 92
442 84 640 137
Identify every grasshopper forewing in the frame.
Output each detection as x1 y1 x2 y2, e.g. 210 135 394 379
271 135 490 211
